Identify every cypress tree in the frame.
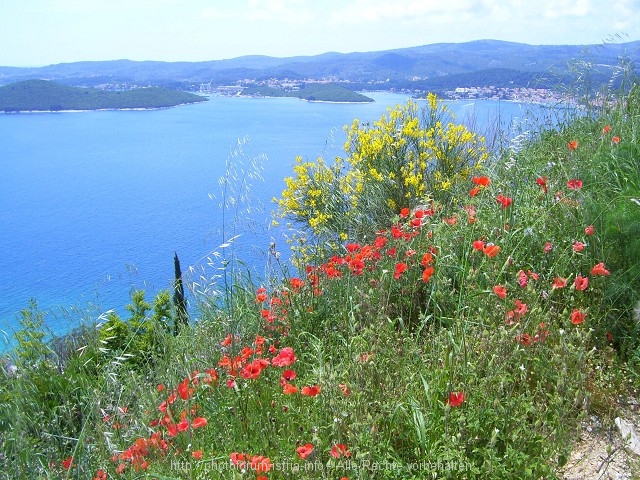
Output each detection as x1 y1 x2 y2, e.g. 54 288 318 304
173 252 188 335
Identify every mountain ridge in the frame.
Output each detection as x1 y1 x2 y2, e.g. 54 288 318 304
1 40 638 94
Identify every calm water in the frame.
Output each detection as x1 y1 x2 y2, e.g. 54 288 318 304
0 93 545 342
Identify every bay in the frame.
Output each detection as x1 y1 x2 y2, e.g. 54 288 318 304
0 92 547 344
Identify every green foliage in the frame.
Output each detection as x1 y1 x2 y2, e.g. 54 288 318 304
0 79 206 112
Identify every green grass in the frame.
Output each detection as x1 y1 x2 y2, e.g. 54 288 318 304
1 79 640 480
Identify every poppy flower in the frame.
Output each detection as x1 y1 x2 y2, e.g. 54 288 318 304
272 347 296 367
422 266 435 283
251 456 273 472
447 391 465 407
339 383 351 396
472 176 491 186
330 444 352 459
290 277 305 290
192 417 208 429
283 383 299 394
192 450 203 459
585 225 595 236
394 262 408 279
177 378 191 400
572 241 586 252
591 262 610 276
255 287 268 303
345 243 360 253
568 140 579 151
301 385 321 397
612 136 620 144
399 207 410 218
602 125 612 134
493 285 507 299
483 244 500 258
296 443 314 459
167 423 178 437
567 179 583 190
496 194 513 208
571 308 586 325
177 418 189 432
472 239 485 251
544 242 553 254
61 456 74 470
516 333 533 347
536 176 548 193
574 275 589 291
469 187 481 197
552 277 567 289
517 270 528 288
421 252 434 267
281 369 296 381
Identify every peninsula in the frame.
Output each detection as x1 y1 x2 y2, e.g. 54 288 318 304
0 79 207 112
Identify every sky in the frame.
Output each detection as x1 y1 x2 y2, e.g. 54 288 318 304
1 0 639 67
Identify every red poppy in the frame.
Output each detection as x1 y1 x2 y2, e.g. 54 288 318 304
272 347 296 367
572 241 585 252
394 262 408 279
483 244 500 258
567 179 583 190
177 418 189 432
399 207 410 218
422 266 435 283
469 187 481 197
574 275 589 291
496 194 513 208
602 125 612 134
192 450 203 459
230 452 246 466
493 285 507 299
421 252 434 267
177 378 191 400
330 444 352 459
281 369 296 381
61 456 74 470
93 469 107 480
536 176 548 193
552 277 567 289
167 423 178 437
290 277 305 290
517 270 528 288
516 333 533 347
472 239 485 251
472 176 491 186
591 262 610 276
283 383 299 394
345 243 360 253
571 308 586 325
192 417 208 429
585 225 595 236
447 391 465 407
255 287 268 303
612 136 620 144
339 383 351 397
251 455 273 472
301 385 321 397
296 443 314 459
568 140 578 151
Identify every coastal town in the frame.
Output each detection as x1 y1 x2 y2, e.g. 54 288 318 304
202 77 573 104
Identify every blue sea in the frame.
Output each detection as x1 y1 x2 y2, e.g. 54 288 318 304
0 92 551 345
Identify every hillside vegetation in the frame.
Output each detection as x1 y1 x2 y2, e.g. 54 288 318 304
242 83 374 102
1 73 640 479
0 80 206 112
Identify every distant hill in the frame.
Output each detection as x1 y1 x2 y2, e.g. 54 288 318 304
0 40 638 94
0 80 207 112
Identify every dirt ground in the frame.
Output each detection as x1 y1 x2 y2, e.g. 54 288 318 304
561 400 640 480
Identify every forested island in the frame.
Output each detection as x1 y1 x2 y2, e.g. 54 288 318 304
240 83 374 102
0 80 207 112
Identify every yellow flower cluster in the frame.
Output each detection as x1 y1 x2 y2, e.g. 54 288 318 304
276 95 488 241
